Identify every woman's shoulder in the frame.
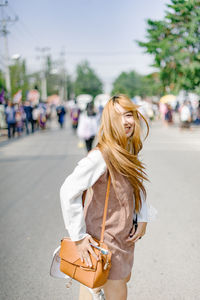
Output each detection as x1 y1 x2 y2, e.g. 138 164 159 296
78 148 106 169
88 148 103 160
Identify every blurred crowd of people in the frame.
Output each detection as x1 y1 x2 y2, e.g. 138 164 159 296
159 100 200 129
135 97 200 130
0 99 52 139
1 93 200 147
0 92 99 152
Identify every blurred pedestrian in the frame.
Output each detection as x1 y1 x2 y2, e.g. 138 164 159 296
56 104 66 128
23 101 34 134
0 102 6 132
77 102 98 152
15 104 25 137
32 105 40 130
70 102 80 131
58 94 151 300
38 103 47 130
175 101 180 113
188 100 194 122
45 104 52 129
164 104 173 126
179 100 192 130
5 101 16 139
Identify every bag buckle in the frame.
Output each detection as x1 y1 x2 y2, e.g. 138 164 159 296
103 260 109 270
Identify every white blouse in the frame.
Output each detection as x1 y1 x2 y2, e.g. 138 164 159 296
60 149 152 242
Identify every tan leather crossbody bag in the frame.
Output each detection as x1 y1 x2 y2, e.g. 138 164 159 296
59 175 112 288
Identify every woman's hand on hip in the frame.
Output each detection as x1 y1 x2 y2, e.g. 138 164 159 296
74 235 99 267
130 222 147 243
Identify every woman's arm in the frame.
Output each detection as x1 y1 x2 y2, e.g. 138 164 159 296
130 192 148 242
137 191 148 222
131 192 157 242
60 149 106 241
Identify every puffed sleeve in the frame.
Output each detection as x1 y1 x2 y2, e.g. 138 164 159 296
135 191 158 222
60 149 106 241
137 191 148 222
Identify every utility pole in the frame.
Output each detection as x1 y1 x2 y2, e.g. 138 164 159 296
0 1 18 97
36 47 50 102
58 48 67 102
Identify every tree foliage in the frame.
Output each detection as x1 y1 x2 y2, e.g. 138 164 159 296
137 0 200 94
112 71 142 97
9 59 29 99
140 73 163 97
0 70 5 91
112 70 162 97
74 61 103 97
66 74 74 99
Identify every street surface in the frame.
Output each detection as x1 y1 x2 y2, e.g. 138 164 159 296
0 119 200 300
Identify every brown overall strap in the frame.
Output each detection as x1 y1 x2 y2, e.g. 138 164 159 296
100 175 111 243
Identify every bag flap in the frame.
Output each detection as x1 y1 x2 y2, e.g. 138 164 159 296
59 238 98 269
59 238 80 263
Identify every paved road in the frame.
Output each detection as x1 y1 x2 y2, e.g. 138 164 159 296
0 120 200 300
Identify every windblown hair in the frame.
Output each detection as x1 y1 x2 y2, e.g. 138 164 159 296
97 94 149 213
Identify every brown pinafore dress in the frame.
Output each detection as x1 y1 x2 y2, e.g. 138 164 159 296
84 169 135 280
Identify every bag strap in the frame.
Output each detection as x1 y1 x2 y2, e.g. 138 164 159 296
82 174 111 243
100 175 111 243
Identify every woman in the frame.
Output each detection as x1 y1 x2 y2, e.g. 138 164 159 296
60 94 150 300
77 102 98 152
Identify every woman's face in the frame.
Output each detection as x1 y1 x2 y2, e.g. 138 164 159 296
114 103 135 138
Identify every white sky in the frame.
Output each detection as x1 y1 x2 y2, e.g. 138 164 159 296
0 0 170 93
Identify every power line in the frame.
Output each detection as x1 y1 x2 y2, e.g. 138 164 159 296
66 60 142 66
8 29 28 46
6 2 40 45
66 51 141 56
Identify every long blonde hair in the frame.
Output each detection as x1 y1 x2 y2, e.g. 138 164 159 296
97 94 149 213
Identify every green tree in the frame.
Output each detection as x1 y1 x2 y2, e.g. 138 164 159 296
137 0 200 94
112 70 162 97
112 71 142 98
74 61 103 97
0 69 5 91
140 73 162 97
66 74 74 99
9 59 29 99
